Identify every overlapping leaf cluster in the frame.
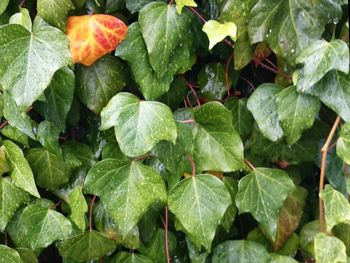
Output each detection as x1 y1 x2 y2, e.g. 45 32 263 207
0 0 349 262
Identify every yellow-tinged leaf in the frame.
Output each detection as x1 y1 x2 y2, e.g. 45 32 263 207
202 20 237 50
175 0 197 14
66 14 128 66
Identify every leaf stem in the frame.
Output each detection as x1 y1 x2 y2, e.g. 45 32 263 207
164 206 170 263
168 0 175 5
177 119 195 124
89 195 97 231
244 159 256 171
0 120 9 130
319 116 341 232
187 156 196 176
186 81 201 107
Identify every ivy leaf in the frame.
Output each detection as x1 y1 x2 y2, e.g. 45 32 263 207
295 39 349 91
0 17 71 107
34 67 75 132
37 0 75 31
275 86 320 145
0 245 23 263
100 92 177 157
299 220 320 258
320 185 350 232
36 121 62 156
212 240 270 263
26 148 70 191
0 0 10 15
2 140 40 198
7 201 72 251
126 0 167 14
62 141 95 173
138 2 193 77
84 159 167 237
247 0 343 64
333 223 350 256
168 174 232 251
270 254 298 263
0 147 11 175
235 168 295 240
225 97 254 141
66 186 88 232
0 124 29 147
2 91 35 140
9 7 32 32
202 20 237 49
192 102 244 172
175 0 197 14
76 55 126 114
247 84 283 142
113 252 153 263
66 14 128 66
0 177 30 231
337 122 350 164
58 230 117 262
314 233 347 263
221 177 238 232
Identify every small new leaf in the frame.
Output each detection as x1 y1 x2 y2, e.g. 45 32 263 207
175 0 197 14
202 20 237 49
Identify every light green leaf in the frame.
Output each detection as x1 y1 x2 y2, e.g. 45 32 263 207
0 124 29 146
247 0 343 64
168 174 232 251
175 0 197 14
26 148 70 191
84 159 167 237
314 233 347 263
139 2 193 77
0 0 9 16
0 177 30 231
0 245 23 263
275 86 320 144
0 147 11 175
202 20 237 49
270 254 298 263
58 230 117 262
2 140 40 198
320 184 350 232
9 8 32 32
0 17 71 107
337 122 350 164
34 67 75 132
36 121 62 156
225 97 254 140
212 240 270 263
247 83 283 142
2 91 35 140
296 39 349 91
76 55 126 114
7 201 72 251
113 252 153 263
37 0 75 31
100 92 177 157
66 186 88 231
236 168 295 240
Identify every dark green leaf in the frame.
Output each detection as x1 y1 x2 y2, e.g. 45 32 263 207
36 121 62 156
62 141 95 173
333 223 350 256
113 252 153 263
299 220 320 258
105 0 125 13
126 0 166 14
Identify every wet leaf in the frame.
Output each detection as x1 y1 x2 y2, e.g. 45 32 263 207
314 233 347 263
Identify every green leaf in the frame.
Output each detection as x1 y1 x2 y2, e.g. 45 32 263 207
66 186 88 231
192 102 244 172
175 0 197 14
159 77 188 111
270 254 298 263
337 122 350 164
37 0 75 31
36 121 62 156
100 92 177 157
212 240 270 263
0 245 23 263
62 141 95 173
295 39 349 91
225 97 254 140
34 67 75 132
168 174 232 251
138 2 193 77
2 91 35 140
0 124 29 146
7 201 72 251
247 84 283 142
0 0 10 16
314 233 347 263
275 86 320 144
202 20 237 50
58 230 117 262
0 177 30 231
0 17 71 107
247 0 343 64
2 140 40 198
16 248 38 263
126 0 167 14
333 223 350 256
76 55 126 114
299 220 320 258
0 147 11 175
84 159 167 237
105 0 125 13
198 63 228 101
236 168 295 240
186 236 209 263
221 177 238 232
320 184 350 232
113 252 153 263
26 148 69 191
9 8 32 32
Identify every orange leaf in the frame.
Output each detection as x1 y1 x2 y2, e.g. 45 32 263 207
66 14 128 66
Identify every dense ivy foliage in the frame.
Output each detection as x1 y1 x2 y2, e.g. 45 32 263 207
0 0 349 262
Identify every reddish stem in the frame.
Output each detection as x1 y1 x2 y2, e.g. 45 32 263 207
240 76 256 91
244 159 256 171
178 119 195 124
184 99 188 108
168 0 175 4
0 120 8 130
164 206 170 263
186 82 201 107
225 53 234 98
89 195 97 231
187 156 196 176
186 95 193 108
264 58 278 71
